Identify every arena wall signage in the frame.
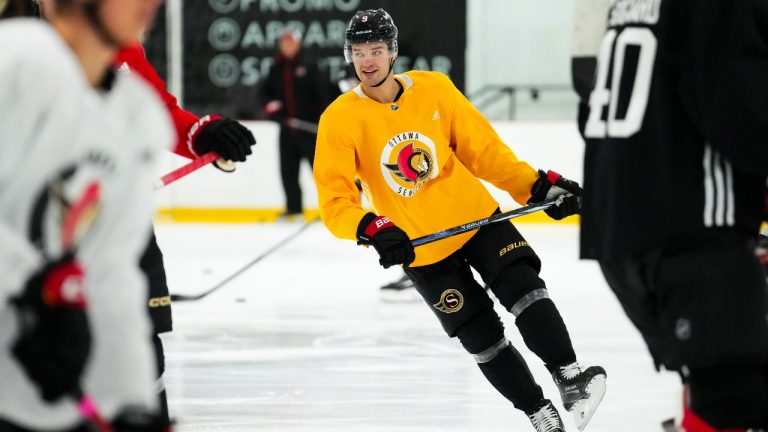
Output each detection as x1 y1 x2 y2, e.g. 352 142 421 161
147 0 467 118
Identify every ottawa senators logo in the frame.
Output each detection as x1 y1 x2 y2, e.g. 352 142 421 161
433 289 464 314
30 164 102 258
380 131 438 198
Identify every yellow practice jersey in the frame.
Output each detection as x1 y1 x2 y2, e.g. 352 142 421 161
314 70 538 267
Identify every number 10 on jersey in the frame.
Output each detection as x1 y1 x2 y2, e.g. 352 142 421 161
585 27 658 139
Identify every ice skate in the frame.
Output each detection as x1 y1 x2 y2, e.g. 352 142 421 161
527 399 565 432
552 362 606 430
379 274 421 303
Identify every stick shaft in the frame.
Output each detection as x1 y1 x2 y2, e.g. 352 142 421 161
73 391 113 432
285 118 318 134
154 152 220 190
411 198 558 247
170 218 319 301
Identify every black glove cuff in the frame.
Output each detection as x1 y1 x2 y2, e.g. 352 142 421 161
188 115 222 157
527 170 551 204
356 212 378 243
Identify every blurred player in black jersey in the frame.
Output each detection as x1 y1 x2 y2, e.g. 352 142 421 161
579 0 768 430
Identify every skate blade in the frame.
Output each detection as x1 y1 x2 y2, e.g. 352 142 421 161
572 374 606 431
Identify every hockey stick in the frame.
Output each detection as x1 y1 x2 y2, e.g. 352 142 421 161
153 152 235 190
285 118 318 134
73 389 113 432
170 217 320 302
410 197 560 247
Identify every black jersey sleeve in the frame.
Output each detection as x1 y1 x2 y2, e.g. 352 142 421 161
679 0 768 177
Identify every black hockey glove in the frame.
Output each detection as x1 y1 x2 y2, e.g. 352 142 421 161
528 169 583 220
356 213 415 269
191 115 256 167
112 407 173 432
11 254 91 402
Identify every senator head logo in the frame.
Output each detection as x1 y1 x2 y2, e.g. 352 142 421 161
380 131 438 197
433 289 464 314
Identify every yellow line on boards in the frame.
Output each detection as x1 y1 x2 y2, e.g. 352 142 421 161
155 208 580 225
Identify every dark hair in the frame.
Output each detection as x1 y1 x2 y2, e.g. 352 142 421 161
0 0 41 18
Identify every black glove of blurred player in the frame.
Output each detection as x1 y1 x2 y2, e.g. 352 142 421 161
112 407 173 432
356 213 415 269
11 254 91 402
528 169 583 220
190 115 256 171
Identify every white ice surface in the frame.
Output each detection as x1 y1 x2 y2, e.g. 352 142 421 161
155 222 680 432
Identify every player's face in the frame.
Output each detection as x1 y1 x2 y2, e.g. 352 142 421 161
351 42 392 87
99 0 163 46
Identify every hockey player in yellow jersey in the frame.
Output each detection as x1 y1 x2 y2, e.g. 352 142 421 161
314 9 607 432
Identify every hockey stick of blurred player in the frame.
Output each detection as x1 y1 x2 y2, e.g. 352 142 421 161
410 197 561 247
74 387 174 432
170 217 320 302
73 389 113 432
153 151 235 190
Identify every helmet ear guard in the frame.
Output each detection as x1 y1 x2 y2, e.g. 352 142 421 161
343 8 398 64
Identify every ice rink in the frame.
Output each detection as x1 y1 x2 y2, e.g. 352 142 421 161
157 221 681 432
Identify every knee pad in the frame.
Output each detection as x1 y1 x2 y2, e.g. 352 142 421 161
408 258 495 337
492 262 548 317
454 308 508 363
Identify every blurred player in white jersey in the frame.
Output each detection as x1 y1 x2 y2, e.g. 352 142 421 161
0 0 173 430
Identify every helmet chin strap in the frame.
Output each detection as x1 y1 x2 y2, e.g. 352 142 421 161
371 57 396 88
83 1 121 48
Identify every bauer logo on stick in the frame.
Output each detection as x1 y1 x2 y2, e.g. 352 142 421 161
433 289 464 314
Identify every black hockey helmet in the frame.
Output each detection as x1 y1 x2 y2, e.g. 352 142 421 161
0 0 40 18
344 8 398 63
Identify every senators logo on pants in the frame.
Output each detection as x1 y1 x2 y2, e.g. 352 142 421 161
380 131 438 198
433 289 464 314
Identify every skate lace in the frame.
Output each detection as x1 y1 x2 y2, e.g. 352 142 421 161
558 362 582 381
529 404 561 432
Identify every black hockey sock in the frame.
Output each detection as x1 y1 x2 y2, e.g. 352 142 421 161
159 388 170 424
477 344 545 413
515 299 576 373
